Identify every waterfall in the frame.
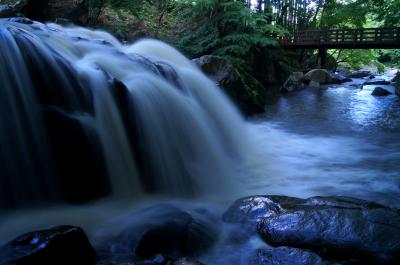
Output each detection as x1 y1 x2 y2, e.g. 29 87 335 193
0 18 249 208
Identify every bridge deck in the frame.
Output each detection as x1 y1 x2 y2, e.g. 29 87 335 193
281 28 400 49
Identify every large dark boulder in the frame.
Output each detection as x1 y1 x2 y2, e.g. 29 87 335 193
249 247 333 265
97 204 217 263
192 55 266 115
304 69 332 84
0 225 97 265
256 196 400 264
371 87 392 96
222 196 283 231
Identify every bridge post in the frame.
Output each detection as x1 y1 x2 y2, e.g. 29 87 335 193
317 48 327 69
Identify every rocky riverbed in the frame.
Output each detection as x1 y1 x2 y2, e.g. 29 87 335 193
1 195 399 265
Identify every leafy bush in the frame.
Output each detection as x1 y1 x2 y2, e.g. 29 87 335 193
174 0 284 71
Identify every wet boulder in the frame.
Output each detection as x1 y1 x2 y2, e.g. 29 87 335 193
363 79 391 86
97 204 217 263
304 69 331 84
0 225 97 265
257 196 400 264
192 55 266 115
222 196 282 231
329 73 352 84
348 70 371 78
371 87 392 96
249 247 333 265
392 71 400 83
282 72 306 92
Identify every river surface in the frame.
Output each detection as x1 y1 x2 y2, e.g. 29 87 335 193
245 72 400 208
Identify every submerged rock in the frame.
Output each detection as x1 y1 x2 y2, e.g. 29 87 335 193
97 204 217 263
192 55 266 114
249 247 332 265
0 225 97 265
371 87 392 96
255 196 400 264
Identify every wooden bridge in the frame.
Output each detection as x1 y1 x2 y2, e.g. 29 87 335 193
281 28 400 49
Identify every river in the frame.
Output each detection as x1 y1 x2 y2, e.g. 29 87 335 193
245 73 400 208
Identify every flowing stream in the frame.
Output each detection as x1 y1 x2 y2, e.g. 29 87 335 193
245 76 400 208
0 18 399 264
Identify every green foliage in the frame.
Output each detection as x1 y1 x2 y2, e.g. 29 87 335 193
369 0 400 27
174 0 284 70
379 49 400 67
320 0 370 29
332 49 385 73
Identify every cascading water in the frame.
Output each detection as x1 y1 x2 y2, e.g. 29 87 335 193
0 18 249 208
1 18 400 265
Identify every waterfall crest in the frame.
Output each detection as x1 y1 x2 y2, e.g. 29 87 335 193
0 18 249 208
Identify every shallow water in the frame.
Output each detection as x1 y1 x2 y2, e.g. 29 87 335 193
246 76 400 208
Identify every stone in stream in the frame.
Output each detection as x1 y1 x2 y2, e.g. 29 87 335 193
224 195 400 264
371 87 392 96
0 225 98 265
348 70 371 78
282 72 306 92
222 196 283 231
248 247 334 265
329 73 352 84
392 71 400 83
97 204 217 263
253 196 400 264
304 69 332 84
363 79 391 86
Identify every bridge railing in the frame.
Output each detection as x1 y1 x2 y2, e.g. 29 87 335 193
281 28 400 48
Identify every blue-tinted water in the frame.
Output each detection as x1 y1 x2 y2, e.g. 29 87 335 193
246 76 400 208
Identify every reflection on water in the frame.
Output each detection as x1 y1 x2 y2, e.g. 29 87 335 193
248 78 400 208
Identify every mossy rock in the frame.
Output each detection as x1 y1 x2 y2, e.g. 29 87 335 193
193 55 266 115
